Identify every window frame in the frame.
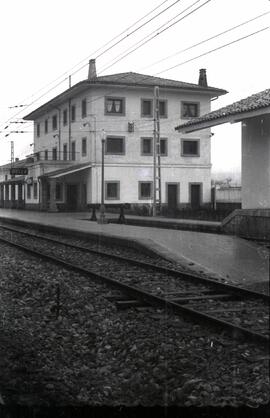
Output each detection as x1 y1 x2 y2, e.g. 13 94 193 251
63 109 68 126
71 141 76 161
159 100 168 118
52 147 57 161
138 181 153 200
55 183 63 201
63 143 68 161
44 150 48 160
105 181 120 200
105 136 125 155
33 182 38 200
44 119 48 134
141 137 153 156
27 184 32 199
181 138 200 157
181 101 200 119
105 96 125 116
160 138 168 156
52 114 58 130
141 98 153 118
81 137 87 156
37 123 40 137
81 98 87 118
71 104 76 122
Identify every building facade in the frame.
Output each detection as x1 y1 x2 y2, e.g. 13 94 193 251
0 61 226 212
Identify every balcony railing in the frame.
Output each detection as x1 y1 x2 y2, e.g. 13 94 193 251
29 151 80 162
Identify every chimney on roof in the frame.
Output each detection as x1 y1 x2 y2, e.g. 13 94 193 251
88 59 97 79
198 68 207 87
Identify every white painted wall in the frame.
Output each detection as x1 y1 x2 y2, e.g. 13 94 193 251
242 114 270 209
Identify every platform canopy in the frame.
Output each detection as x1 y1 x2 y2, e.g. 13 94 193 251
175 88 270 133
39 162 92 179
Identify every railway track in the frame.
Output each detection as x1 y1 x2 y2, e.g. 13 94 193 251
0 224 269 348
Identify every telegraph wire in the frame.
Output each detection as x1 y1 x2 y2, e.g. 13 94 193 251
155 25 270 76
140 10 270 71
99 0 210 74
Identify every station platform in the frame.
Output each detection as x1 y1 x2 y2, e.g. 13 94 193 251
0 208 268 289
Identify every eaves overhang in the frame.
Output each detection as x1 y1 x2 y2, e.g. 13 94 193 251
175 105 270 133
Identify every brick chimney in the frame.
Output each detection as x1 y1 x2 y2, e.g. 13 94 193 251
88 59 97 79
198 68 207 87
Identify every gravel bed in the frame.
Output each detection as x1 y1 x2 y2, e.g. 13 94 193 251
0 228 268 337
0 242 269 407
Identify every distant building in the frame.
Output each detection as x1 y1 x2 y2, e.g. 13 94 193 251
0 61 226 211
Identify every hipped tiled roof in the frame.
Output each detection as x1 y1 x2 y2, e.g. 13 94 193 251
175 88 270 131
24 72 227 120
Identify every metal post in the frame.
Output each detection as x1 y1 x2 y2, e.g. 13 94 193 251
98 130 107 224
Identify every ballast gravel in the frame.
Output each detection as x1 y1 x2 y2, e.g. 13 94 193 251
0 243 269 407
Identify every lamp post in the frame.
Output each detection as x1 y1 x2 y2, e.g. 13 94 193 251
98 129 107 224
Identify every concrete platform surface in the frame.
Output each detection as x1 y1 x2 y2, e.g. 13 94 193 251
0 209 268 286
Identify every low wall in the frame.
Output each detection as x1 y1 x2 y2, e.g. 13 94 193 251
222 209 270 240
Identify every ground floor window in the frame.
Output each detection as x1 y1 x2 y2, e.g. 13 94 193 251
33 182 38 199
105 181 120 200
139 182 153 199
27 184 32 199
55 183 63 200
63 144 68 161
5 185 9 200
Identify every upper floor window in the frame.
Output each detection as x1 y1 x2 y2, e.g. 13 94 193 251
52 114 58 130
181 102 199 118
141 137 153 155
105 97 125 115
71 141 76 160
63 143 68 161
45 119 48 134
81 99 87 118
81 137 87 156
160 138 168 156
106 136 125 155
52 147 57 160
37 123 40 137
159 100 167 118
181 139 200 157
71 105 76 122
63 109 68 126
141 99 153 117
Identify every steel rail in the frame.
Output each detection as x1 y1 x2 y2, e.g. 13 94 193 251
0 224 269 302
0 235 268 349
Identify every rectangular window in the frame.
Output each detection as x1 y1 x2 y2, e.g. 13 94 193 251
181 102 199 118
139 182 153 199
52 147 57 160
141 99 153 117
44 150 48 160
52 114 58 130
159 100 167 118
27 184 31 199
141 137 153 155
71 141 76 160
160 138 168 156
63 143 68 161
45 119 48 134
105 181 120 200
63 109 68 126
37 123 40 137
105 97 125 115
81 137 87 156
105 136 125 154
182 139 200 156
55 183 63 200
71 105 76 122
33 182 38 199
5 185 9 200
36 152 40 161
81 99 87 118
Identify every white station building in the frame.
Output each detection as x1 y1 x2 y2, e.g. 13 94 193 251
0 60 226 212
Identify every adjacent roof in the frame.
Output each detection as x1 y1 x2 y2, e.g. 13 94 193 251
24 72 227 120
175 88 270 132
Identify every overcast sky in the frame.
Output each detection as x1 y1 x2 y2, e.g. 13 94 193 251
0 0 269 174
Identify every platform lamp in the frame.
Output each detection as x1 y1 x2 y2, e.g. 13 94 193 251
98 129 107 224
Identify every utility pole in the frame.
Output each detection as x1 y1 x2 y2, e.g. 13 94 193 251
153 86 161 216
